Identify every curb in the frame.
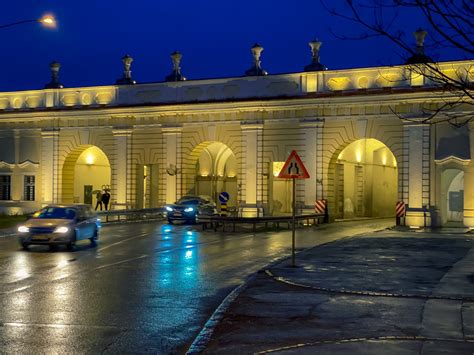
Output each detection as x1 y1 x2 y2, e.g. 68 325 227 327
186 274 255 354
257 336 474 354
186 224 392 353
186 252 292 354
264 269 474 302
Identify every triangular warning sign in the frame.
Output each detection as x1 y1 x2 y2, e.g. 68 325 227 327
278 150 310 179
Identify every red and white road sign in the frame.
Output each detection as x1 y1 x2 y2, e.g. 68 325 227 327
396 201 406 217
278 150 310 179
314 199 327 214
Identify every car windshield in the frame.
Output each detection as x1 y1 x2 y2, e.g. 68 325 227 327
32 207 76 220
177 198 201 205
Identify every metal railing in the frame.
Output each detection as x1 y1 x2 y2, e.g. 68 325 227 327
198 213 327 232
97 207 164 223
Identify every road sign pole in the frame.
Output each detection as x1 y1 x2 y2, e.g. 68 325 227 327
278 150 310 267
292 177 296 267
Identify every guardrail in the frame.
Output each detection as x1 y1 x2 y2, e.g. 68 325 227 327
198 213 327 232
97 207 164 223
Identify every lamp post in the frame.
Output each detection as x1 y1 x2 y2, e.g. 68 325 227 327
0 14 56 29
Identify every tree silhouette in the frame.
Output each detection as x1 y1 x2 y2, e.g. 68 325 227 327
322 0 473 126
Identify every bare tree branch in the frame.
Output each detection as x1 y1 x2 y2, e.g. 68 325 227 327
322 0 474 126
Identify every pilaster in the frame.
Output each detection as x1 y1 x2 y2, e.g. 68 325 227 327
403 120 431 227
464 121 474 228
41 129 59 205
11 130 21 201
112 127 133 209
162 126 182 204
300 118 324 212
240 121 264 216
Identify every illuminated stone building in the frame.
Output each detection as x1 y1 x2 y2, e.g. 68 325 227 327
0 41 472 228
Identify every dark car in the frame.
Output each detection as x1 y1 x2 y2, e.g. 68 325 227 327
165 195 218 224
17 204 100 250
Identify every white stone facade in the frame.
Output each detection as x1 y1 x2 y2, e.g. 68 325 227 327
0 60 472 227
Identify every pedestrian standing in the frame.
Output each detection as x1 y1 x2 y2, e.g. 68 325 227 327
95 190 103 211
102 189 111 211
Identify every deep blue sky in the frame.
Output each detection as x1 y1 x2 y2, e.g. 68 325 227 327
0 1 466 92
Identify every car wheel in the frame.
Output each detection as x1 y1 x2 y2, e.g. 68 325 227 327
89 227 98 245
67 232 77 251
21 242 29 250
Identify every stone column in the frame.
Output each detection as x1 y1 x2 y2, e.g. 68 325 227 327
300 119 324 212
240 121 264 216
112 128 132 209
403 121 431 227
162 126 182 204
11 130 21 201
41 129 59 205
464 122 474 228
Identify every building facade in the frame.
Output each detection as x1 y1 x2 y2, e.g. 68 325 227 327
0 57 472 228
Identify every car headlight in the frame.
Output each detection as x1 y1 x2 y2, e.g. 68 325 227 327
165 206 173 212
54 226 69 234
184 207 194 212
18 225 29 233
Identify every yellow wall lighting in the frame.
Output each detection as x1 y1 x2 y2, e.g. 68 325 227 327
85 154 95 165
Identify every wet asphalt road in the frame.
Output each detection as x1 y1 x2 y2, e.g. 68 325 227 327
0 219 392 353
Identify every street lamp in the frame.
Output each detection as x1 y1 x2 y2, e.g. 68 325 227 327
0 14 57 29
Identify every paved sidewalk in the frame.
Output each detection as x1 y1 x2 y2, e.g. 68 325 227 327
200 228 474 354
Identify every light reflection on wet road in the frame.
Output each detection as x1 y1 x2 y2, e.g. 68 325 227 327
0 219 392 353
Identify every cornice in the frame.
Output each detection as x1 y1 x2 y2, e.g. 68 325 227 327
434 156 471 166
0 160 39 169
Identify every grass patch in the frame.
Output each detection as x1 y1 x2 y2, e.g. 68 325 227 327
0 215 27 230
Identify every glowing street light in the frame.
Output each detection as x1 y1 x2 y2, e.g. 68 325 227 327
39 14 56 28
0 14 57 30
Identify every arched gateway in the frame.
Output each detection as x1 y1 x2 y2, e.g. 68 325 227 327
331 139 398 219
61 145 111 206
182 141 238 209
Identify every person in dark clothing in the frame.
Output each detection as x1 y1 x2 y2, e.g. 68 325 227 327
95 190 103 211
102 190 111 211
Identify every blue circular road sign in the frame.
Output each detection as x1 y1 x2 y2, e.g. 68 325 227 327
219 191 230 203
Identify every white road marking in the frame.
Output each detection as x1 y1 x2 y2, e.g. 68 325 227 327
1 322 127 330
97 233 148 252
95 254 148 269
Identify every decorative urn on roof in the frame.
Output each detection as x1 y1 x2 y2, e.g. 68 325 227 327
44 61 64 89
406 28 433 64
116 54 137 85
304 39 327 71
165 51 186 82
245 43 268 76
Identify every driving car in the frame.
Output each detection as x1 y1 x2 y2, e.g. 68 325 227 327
165 195 218 224
17 204 100 250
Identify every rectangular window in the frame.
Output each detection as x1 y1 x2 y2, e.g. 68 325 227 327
24 175 35 201
0 175 11 200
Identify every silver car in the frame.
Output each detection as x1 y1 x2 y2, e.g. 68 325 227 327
18 204 100 250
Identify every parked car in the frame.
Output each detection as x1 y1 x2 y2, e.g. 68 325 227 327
165 195 218 224
17 204 100 250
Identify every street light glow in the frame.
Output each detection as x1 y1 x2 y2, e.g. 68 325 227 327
39 14 56 28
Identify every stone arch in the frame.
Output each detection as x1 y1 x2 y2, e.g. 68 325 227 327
327 138 398 219
182 141 238 206
61 145 111 205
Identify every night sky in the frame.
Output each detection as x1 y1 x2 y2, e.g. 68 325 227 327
0 1 467 92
